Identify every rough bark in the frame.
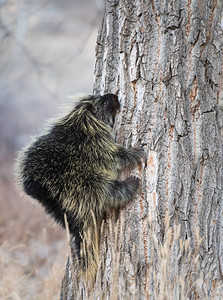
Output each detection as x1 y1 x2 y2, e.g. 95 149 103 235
61 0 223 299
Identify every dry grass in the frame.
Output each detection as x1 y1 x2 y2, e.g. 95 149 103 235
0 239 67 300
149 213 203 299
63 212 223 300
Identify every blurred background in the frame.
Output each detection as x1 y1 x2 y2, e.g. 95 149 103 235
0 0 103 298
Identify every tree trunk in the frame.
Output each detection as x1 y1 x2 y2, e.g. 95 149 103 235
61 0 223 298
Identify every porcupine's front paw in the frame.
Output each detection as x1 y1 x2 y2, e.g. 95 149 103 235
124 176 140 194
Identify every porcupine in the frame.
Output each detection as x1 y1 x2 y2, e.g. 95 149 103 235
16 93 144 278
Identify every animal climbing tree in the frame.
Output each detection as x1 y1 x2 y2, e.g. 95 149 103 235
61 0 223 298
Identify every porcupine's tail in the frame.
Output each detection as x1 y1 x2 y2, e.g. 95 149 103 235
64 212 100 281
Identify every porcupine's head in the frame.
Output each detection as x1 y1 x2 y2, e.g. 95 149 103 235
77 93 120 127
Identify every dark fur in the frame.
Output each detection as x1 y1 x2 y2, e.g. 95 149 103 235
16 93 144 277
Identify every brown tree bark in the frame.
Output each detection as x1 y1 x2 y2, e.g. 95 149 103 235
61 0 223 298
